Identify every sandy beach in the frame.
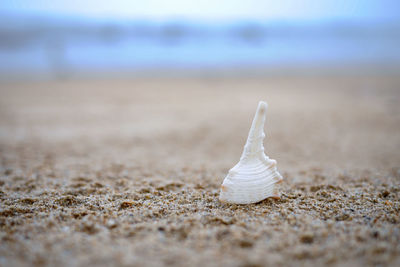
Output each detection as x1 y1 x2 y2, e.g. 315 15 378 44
0 73 399 266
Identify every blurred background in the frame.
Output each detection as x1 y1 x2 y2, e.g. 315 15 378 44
1 2 400 266
1 0 400 80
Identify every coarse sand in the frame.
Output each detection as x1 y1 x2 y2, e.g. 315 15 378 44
0 74 399 266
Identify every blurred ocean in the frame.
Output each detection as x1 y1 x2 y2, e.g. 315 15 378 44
1 13 400 79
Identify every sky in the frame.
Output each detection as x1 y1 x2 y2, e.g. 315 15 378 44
1 0 400 21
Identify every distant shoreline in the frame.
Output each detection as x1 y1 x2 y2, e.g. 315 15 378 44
1 64 400 83
1 14 400 82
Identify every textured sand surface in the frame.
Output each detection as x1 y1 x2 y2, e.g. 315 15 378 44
0 74 399 266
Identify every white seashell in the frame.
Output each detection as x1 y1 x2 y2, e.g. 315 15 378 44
219 101 283 204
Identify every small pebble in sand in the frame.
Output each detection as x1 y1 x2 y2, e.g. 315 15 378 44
299 232 314 244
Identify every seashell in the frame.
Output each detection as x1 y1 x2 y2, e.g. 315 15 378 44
219 101 283 204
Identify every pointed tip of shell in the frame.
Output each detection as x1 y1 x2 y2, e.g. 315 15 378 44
258 101 268 108
257 101 268 114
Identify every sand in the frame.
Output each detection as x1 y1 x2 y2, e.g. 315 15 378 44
0 73 399 266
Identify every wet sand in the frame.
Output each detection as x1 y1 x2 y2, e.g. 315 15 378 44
0 73 399 266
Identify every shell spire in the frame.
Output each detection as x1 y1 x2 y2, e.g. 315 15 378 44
240 101 267 162
219 101 283 204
